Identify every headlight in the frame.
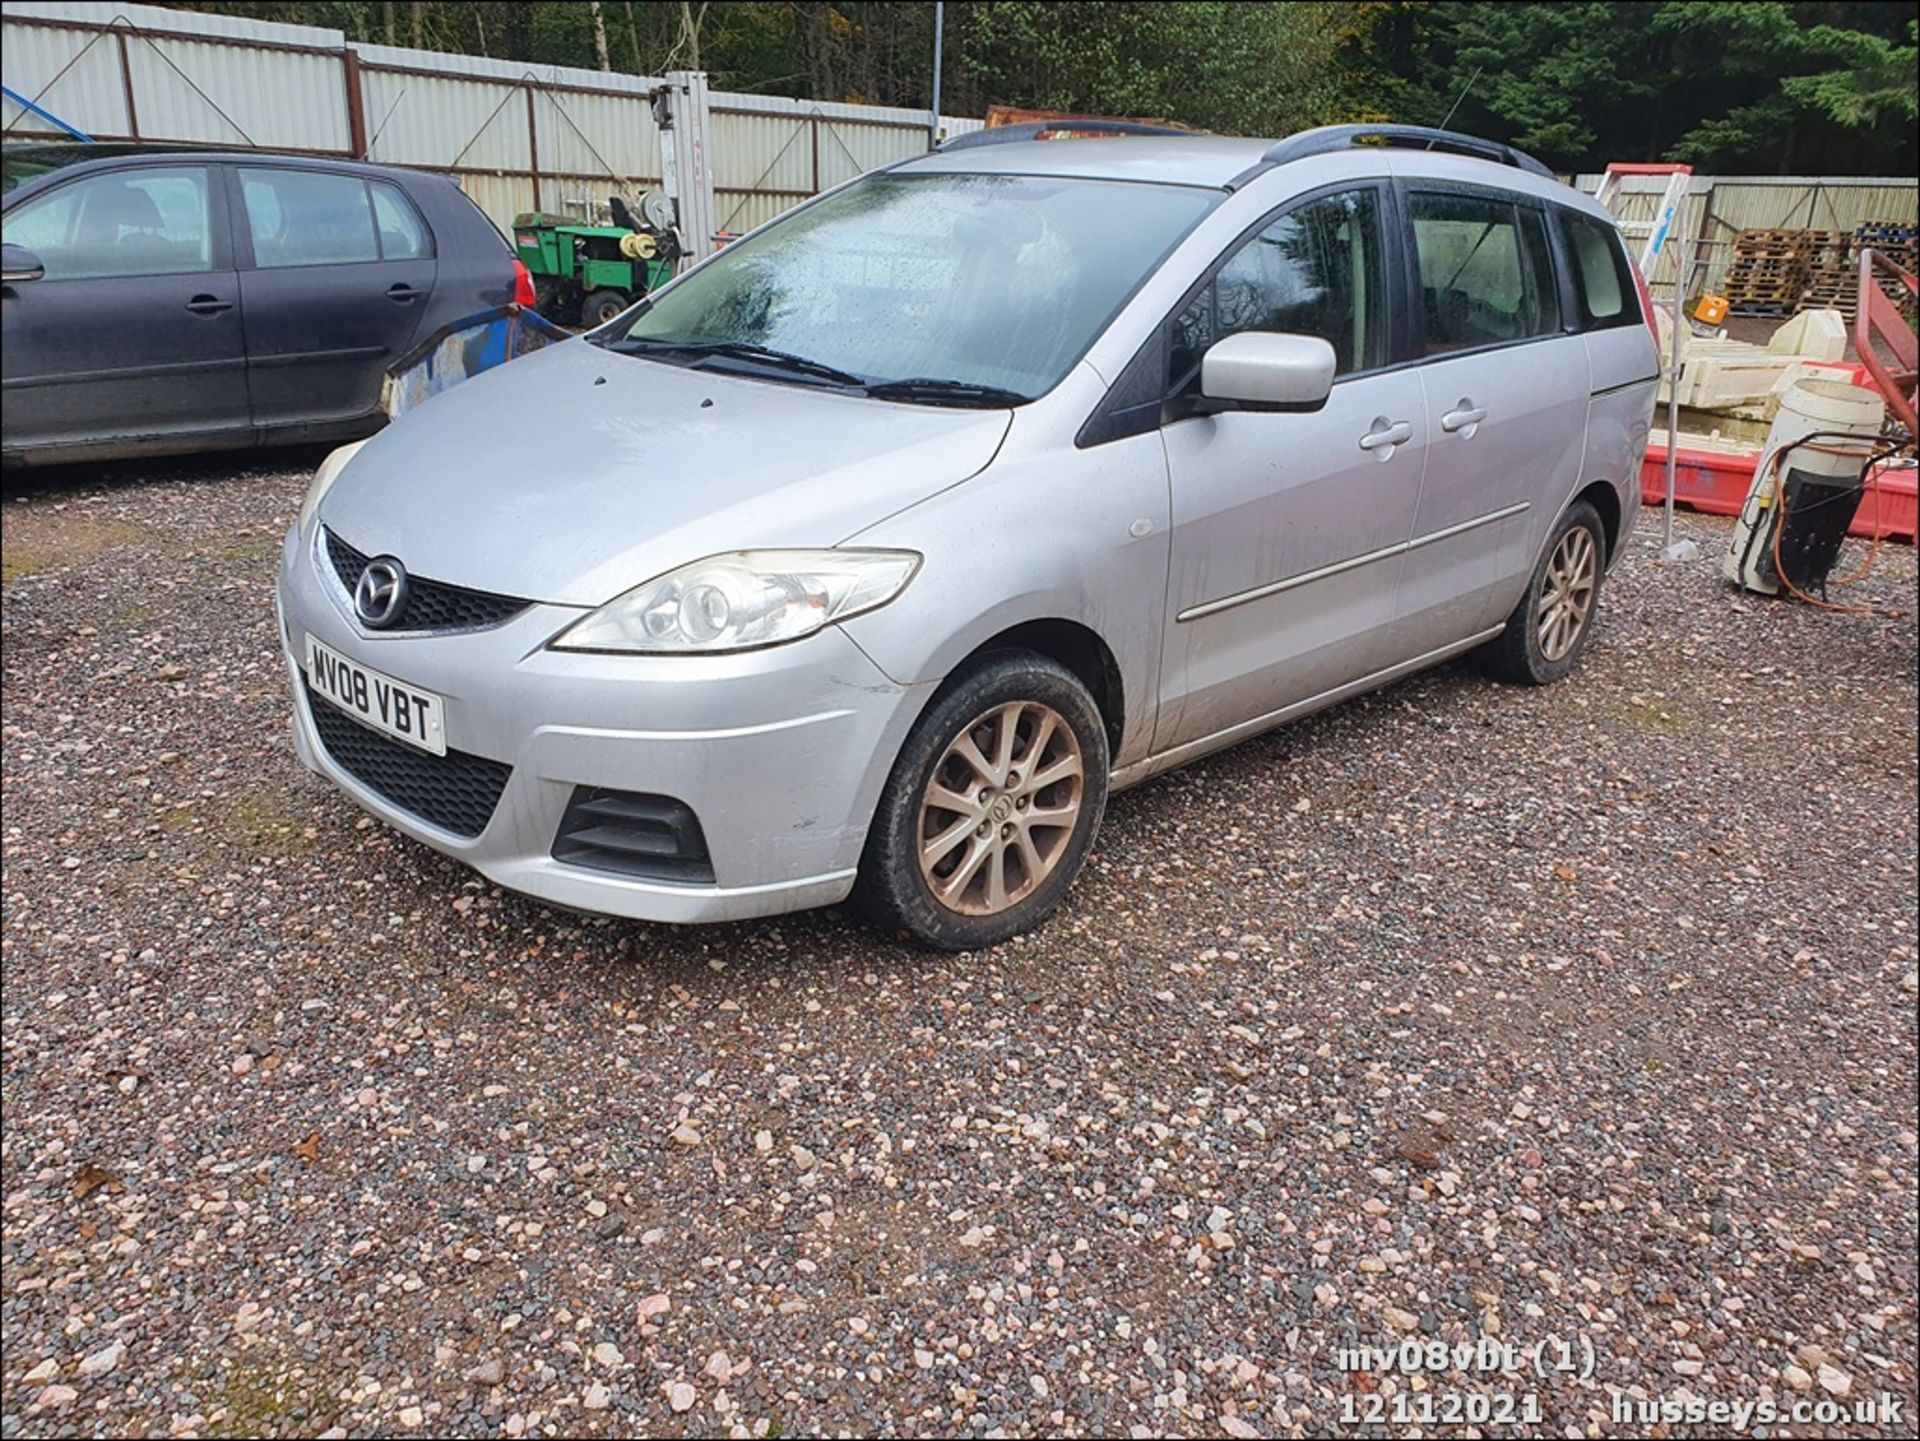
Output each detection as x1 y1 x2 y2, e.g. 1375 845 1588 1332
550 549 921 654
298 440 368 532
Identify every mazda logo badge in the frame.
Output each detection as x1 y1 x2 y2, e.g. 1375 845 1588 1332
354 557 409 628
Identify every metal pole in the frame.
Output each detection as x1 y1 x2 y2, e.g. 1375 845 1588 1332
929 1 944 150
1664 221 1686 553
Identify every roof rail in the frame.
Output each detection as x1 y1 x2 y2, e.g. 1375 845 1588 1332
937 119 1193 153
1261 124 1555 179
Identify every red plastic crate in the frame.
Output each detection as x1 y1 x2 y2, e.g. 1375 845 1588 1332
1640 443 1916 542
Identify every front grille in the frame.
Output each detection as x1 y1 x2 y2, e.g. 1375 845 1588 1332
326 530 532 633
552 786 715 883
304 681 511 838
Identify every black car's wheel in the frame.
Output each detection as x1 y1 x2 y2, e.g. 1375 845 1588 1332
852 650 1109 951
580 289 630 328
1476 500 1608 685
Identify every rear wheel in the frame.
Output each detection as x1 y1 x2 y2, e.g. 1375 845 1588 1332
580 289 630 328
852 651 1109 950
1477 500 1607 685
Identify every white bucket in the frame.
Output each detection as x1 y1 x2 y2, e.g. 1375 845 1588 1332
1764 378 1885 480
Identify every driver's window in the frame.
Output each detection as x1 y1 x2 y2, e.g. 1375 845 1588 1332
1 166 212 280
1169 188 1386 392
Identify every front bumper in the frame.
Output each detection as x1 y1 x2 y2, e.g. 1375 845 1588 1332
277 523 931 923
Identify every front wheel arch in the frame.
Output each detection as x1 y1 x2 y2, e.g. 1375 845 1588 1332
849 646 1111 948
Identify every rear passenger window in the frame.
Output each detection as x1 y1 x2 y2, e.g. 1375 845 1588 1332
242 168 378 268
370 182 429 260
1563 211 1641 330
1170 188 1386 390
1410 192 1557 354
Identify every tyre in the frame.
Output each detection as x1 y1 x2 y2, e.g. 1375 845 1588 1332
852 650 1110 950
1477 500 1607 685
580 289 630 328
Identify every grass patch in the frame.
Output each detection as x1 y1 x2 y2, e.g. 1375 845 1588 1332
165 792 316 857
104 596 175 631
1618 700 1685 733
1 513 149 582
207 538 279 566
208 1365 314 1438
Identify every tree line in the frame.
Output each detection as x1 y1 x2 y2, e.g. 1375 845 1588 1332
158 1 1918 175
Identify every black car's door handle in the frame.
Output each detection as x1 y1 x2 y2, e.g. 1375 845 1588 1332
386 283 425 302
185 294 233 315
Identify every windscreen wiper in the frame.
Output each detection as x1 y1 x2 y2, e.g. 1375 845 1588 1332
608 337 867 388
863 377 1029 408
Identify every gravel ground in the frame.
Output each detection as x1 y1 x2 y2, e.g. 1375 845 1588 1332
3 456 1916 1439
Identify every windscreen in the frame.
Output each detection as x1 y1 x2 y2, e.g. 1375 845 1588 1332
605 172 1217 399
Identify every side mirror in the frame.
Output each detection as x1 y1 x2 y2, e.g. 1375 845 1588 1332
2 244 46 285
1199 331 1336 413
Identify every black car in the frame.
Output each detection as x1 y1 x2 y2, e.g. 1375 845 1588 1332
1 144 535 465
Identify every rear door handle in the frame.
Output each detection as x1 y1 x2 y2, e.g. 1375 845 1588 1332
386 283 425 302
1358 417 1413 459
1441 399 1489 436
184 294 232 315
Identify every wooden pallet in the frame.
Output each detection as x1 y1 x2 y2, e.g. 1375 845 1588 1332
1856 220 1916 247
1795 264 1919 319
1720 222 1916 320
1725 284 1806 304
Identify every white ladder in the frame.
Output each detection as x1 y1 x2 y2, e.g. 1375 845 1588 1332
1595 162 1698 564
1594 162 1694 275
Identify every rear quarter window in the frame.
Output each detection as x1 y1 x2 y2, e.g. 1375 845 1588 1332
1561 210 1643 331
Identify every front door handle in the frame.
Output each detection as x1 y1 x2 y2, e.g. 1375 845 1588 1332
386 283 425 302
1358 417 1413 460
1441 399 1489 436
184 294 233 315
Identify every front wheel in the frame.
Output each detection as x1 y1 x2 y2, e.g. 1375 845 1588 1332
852 651 1110 950
1476 500 1607 685
580 289 630 328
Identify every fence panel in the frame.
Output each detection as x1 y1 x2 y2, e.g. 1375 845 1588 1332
360 67 530 171
126 33 349 151
0 19 132 138
3 0 992 234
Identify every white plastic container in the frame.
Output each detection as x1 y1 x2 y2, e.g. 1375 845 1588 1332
1723 378 1885 592
1766 308 1849 363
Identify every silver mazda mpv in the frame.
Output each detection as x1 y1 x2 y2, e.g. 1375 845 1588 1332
279 123 1656 949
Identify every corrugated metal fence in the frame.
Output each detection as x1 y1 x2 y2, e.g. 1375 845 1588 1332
1575 172 1918 299
1 0 984 240
11 0 1911 275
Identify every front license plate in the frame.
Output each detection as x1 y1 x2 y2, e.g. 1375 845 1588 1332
305 636 447 756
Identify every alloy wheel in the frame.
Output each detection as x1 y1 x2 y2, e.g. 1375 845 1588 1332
916 701 1084 916
1537 526 1598 662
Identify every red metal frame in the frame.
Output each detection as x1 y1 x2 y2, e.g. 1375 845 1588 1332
1854 249 1918 437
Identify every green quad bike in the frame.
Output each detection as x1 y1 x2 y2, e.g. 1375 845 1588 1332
512 193 680 328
